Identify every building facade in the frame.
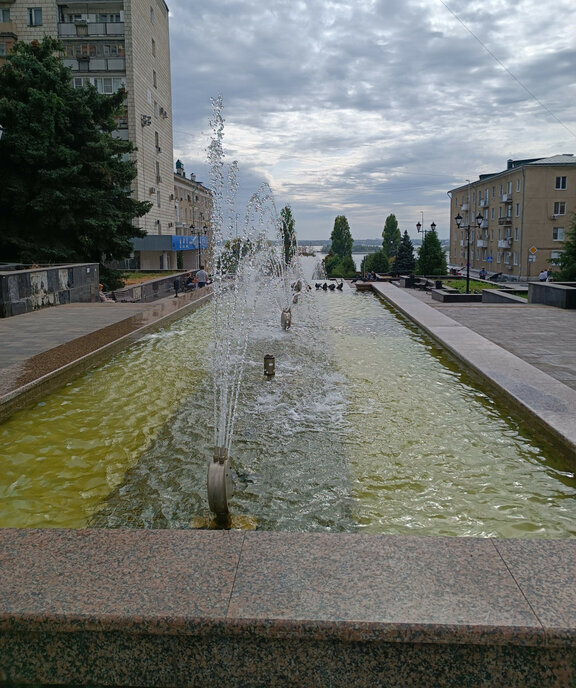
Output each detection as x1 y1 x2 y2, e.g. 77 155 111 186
0 0 210 271
449 155 576 280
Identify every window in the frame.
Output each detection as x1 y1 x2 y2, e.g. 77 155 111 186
492 186 496 198
491 207 495 219
156 190 161 207
150 6 155 23
553 227 565 241
0 8 10 21
507 181 512 193
516 178 521 192
0 42 6 56
154 100 159 117
153 69 157 88
515 203 520 217
27 7 42 26
151 38 156 56
555 176 567 190
514 227 519 240
554 201 566 216
513 252 518 266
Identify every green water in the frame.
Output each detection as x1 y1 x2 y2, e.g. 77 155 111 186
1 286 574 536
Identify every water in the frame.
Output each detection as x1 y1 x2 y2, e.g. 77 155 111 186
1 263 574 537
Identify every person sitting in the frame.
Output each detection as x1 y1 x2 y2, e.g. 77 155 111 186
185 273 195 291
98 284 114 302
479 268 487 280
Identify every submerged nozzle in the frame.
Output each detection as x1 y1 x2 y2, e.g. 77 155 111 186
264 354 276 377
281 308 291 330
207 446 234 525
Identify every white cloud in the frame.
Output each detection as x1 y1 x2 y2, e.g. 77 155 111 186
168 0 576 239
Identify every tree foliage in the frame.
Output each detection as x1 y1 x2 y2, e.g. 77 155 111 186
550 213 576 280
361 251 389 275
0 37 151 265
330 215 353 258
395 230 416 274
382 214 401 258
325 215 356 277
280 205 297 266
416 228 447 275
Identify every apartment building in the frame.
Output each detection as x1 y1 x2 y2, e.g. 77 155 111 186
0 0 203 270
449 155 576 280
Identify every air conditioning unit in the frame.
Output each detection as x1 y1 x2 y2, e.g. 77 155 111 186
149 186 156 194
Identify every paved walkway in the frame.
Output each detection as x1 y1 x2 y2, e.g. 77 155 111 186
403 287 576 391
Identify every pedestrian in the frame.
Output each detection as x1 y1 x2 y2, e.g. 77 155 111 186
479 268 487 280
195 265 208 289
538 270 548 282
173 277 181 297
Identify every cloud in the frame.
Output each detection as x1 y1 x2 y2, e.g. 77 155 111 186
168 0 576 240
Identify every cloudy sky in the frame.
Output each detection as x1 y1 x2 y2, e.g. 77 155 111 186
167 0 576 241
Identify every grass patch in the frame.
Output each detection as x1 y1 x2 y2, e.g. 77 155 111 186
122 271 182 285
441 279 498 295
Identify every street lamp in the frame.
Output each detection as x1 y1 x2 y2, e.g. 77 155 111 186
455 212 483 293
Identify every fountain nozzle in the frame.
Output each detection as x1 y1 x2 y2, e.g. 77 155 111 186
207 446 234 523
264 354 276 377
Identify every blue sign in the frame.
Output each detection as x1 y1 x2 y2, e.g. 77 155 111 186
170 235 210 251
171 235 198 251
486 256 493 263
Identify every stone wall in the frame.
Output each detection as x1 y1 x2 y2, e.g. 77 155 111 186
529 282 576 309
0 264 99 318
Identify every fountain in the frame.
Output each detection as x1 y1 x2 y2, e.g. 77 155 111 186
205 96 305 523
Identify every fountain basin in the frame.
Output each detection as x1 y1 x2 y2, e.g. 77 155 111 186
1 281 576 684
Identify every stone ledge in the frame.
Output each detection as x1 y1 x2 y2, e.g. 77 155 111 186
0 529 575 686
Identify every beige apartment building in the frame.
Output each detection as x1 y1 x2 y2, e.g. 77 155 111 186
0 0 211 270
449 155 576 280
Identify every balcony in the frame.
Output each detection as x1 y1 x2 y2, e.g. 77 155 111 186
498 239 511 249
460 203 469 211
500 194 513 203
63 57 125 72
0 19 16 37
476 240 488 248
460 240 467 247
479 199 489 208
498 217 512 225
480 219 489 229
58 21 124 38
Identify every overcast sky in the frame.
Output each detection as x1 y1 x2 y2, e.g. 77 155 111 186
167 0 576 241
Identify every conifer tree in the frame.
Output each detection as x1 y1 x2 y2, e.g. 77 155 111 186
395 230 416 274
0 37 151 265
416 227 447 275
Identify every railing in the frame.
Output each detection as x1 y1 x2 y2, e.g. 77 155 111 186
476 240 488 248
63 57 125 71
500 194 512 203
479 199 489 207
498 239 511 248
58 21 125 37
498 217 512 225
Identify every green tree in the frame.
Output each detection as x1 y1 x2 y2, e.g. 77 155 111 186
395 230 416 274
361 251 389 275
416 227 447 275
382 214 401 259
550 213 576 280
325 215 356 277
280 205 297 266
0 37 151 266
330 215 353 258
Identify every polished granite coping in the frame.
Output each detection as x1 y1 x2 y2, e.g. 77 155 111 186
1 530 576 686
1 529 575 645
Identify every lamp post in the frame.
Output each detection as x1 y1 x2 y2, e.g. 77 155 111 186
455 212 483 293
